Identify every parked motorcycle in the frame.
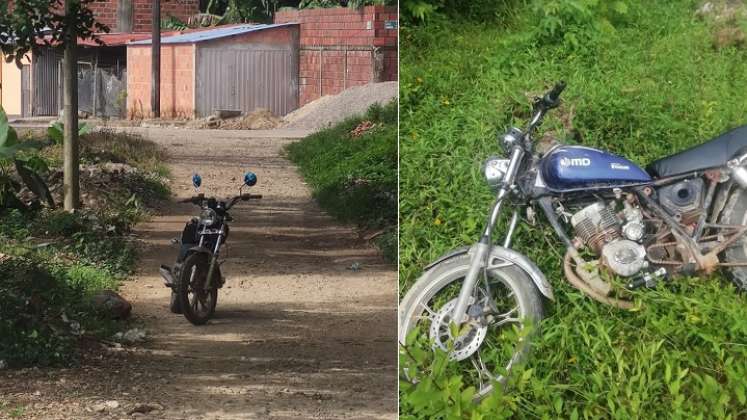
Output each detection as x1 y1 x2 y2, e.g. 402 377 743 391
399 81 747 399
160 172 262 325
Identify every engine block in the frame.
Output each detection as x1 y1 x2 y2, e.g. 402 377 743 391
570 200 648 277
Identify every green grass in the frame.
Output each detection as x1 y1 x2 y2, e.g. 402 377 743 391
400 1 747 418
286 101 398 262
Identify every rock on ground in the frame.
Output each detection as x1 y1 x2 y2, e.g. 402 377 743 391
91 290 132 320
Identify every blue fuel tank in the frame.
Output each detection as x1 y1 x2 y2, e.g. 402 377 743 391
539 146 652 191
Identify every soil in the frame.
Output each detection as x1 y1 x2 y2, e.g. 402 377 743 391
283 82 398 130
0 127 398 419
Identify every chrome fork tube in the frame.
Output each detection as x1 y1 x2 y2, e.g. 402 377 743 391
503 210 519 248
451 146 525 325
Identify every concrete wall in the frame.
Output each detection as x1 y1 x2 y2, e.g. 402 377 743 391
274 5 398 106
0 55 31 117
127 44 195 119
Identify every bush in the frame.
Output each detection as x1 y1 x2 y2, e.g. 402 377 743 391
0 130 170 368
285 101 397 262
0 256 116 367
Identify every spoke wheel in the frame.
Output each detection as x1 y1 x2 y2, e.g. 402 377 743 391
399 252 544 400
178 253 218 325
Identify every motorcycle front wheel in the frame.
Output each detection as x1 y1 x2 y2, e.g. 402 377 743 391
399 252 544 400
177 253 218 325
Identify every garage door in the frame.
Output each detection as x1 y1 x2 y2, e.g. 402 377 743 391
196 47 298 118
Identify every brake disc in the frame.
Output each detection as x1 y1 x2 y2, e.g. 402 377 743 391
429 298 488 361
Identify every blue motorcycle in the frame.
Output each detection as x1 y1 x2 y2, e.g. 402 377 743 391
399 82 747 399
160 172 262 325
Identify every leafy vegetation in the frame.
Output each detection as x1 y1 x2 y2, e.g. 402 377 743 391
400 0 747 417
286 101 397 262
299 0 395 8
0 123 169 368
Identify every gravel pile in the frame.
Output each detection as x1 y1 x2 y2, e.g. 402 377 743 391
283 81 398 130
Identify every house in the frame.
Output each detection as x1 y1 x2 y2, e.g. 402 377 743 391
126 23 300 119
0 0 199 117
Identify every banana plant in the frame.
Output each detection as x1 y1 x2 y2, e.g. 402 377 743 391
0 106 54 209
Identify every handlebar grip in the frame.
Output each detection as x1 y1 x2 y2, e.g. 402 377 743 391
547 80 566 102
241 193 263 201
542 80 565 108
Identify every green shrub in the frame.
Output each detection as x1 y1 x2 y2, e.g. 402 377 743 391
286 101 397 262
0 256 117 367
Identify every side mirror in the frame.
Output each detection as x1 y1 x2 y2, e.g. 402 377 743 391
192 173 202 189
244 172 257 187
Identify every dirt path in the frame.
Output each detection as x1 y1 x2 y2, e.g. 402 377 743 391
0 128 398 419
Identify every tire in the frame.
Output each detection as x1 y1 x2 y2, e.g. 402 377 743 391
177 253 218 325
169 290 182 314
719 187 747 291
399 252 545 401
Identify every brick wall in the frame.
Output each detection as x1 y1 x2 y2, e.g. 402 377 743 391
127 44 195 118
274 5 397 106
85 0 199 33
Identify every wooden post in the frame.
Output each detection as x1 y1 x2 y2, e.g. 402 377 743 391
63 0 80 211
151 0 160 118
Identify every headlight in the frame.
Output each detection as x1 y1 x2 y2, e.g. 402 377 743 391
499 127 523 152
483 157 510 189
199 208 218 226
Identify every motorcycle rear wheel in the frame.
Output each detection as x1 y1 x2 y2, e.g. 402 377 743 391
177 253 218 325
169 290 182 314
399 252 544 401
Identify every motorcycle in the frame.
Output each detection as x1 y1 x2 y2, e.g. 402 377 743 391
159 172 262 325
399 81 747 400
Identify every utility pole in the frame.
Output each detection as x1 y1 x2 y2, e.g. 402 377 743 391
63 0 80 211
151 0 160 118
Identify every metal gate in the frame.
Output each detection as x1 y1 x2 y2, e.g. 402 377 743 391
21 65 31 117
32 48 60 116
195 47 297 118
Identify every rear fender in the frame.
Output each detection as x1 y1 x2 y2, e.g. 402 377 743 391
425 245 554 301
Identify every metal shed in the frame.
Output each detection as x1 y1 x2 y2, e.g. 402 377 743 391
127 23 300 119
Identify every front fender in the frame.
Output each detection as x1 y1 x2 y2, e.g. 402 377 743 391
425 245 554 301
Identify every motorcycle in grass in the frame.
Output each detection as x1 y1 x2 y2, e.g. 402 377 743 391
399 81 747 399
160 172 262 325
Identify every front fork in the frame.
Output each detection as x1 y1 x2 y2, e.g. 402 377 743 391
450 146 525 326
192 225 224 290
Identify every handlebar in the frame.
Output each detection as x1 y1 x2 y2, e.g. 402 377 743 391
543 81 566 108
524 81 567 139
178 192 263 208
226 193 262 209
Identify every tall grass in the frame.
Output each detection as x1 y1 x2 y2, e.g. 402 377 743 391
399 0 747 417
286 101 398 262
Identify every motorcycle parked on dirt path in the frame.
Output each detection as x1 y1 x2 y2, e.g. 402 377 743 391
160 172 262 325
399 81 747 400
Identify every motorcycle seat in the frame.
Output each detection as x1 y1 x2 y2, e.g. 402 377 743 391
647 125 747 178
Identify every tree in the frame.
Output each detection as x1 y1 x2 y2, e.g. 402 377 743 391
0 0 108 211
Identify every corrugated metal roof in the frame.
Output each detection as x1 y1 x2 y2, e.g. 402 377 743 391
129 23 298 46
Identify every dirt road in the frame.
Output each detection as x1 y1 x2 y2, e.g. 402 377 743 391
0 128 398 419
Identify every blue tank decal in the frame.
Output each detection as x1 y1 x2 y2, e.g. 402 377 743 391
540 146 652 191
